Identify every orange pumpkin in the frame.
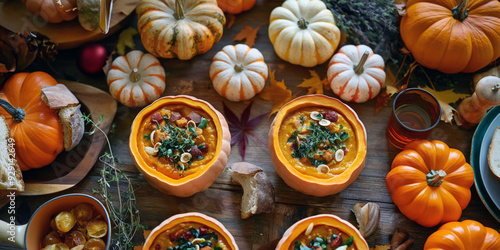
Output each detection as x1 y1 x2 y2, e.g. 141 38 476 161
21 0 78 23
424 220 500 249
0 72 64 171
217 0 256 14
144 212 239 249
129 95 231 197
400 0 500 74
386 140 474 227
269 95 367 196
275 214 369 250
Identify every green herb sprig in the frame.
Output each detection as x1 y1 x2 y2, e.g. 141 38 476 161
83 113 143 249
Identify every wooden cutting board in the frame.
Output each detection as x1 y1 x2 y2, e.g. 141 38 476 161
0 0 139 49
21 80 117 195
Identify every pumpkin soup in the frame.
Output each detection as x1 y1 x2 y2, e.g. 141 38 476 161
291 224 355 250
278 107 357 179
149 222 230 250
138 105 218 179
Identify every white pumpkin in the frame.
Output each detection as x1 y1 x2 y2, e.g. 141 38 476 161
107 50 166 107
209 44 268 102
268 0 341 67
327 45 386 103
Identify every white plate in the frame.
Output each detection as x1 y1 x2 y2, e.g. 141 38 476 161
479 111 500 210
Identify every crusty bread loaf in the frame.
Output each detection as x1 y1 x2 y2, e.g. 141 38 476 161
230 162 275 219
488 126 500 178
41 84 79 109
59 105 85 151
41 84 85 151
0 115 24 207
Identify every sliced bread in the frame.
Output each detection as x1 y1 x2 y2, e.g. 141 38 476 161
488 125 500 178
0 115 24 207
229 162 275 219
59 105 85 151
41 84 79 109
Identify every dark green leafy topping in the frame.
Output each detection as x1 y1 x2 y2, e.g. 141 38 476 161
288 121 349 166
198 117 209 129
143 134 150 140
343 236 354 246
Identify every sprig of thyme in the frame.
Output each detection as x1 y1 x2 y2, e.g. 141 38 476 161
83 113 142 249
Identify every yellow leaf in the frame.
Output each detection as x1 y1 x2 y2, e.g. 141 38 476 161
116 27 138 56
143 229 152 239
421 86 470 104
370 245 391 250
260 66 292 116
134 244 144 250
297 70 328 95
439 100 455 124
232 25 260 47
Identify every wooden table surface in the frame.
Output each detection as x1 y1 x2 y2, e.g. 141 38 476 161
0 0 498 249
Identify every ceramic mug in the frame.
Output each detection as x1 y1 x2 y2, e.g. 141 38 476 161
0 193 111 249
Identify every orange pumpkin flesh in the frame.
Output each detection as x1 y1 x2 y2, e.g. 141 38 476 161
130 95 231 197
0 72 64 171
275 214 368 250
386 140 474 227
424 220 500 249
269 95 367 197
144 212 239 250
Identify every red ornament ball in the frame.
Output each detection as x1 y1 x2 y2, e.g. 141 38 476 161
78 43 108 75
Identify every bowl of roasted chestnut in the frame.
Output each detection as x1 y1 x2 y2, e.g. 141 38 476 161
0 193 111 249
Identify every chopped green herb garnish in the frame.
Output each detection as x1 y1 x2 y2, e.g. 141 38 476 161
198 117 209 129
343 236 354 246
143 134 150 140
198 144 206 150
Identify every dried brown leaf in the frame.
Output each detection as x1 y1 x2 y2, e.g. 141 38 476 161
297 70 328 95
260 66 292 116
143 229 151 239
370 245 391 250
374 90 392 115
232 25 261 47
226 14 236 29
134 244 144 250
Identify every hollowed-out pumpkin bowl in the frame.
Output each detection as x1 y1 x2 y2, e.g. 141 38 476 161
275 214 369 250
130 95 231 197
269 94 367 196
144 212 239 249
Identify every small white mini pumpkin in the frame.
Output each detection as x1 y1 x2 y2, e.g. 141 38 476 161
107 50 166 107
209 44 268 102
268 0 341 67
327 45 386 103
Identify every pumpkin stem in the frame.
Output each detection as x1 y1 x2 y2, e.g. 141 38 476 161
174 0 185 20
426 169 447 187
0 98 25 123
354 51 370 75
130 68 141 82
493 83 500 92
297 17 308 29
234 63 244 73
452 0 469 21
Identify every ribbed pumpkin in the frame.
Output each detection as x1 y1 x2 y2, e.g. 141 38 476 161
217 0 255 14
424 220 500 249
268 0 341 67
144 212 239 249
107 50 166 107
136 0 225 60
400 0 500 74
269 95 367 196
130 95 231 197
275 214 369 250
327 45 386 103
21 0 77 23
386 140 474 227
0 72 64 171
209 44 268 102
